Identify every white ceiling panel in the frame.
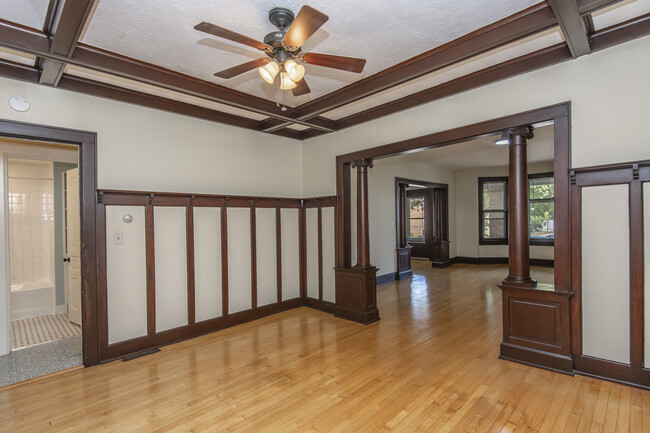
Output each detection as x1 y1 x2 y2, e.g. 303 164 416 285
323 27 564 121
0 0 50 30
592 0 650 31
377 124 553 170
81 0 539 103
64 65 269 121
0 46 37 67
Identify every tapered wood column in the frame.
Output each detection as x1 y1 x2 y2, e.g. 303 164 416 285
354 158 373 267
501 126 537 288
334 158 379 324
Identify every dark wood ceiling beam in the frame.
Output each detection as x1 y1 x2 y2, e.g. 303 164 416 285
39 0 97 86
548 0 591 58
577 0 626 15
0 19 331 131
0 58 40 82
589 12 650 51
287 3 558 124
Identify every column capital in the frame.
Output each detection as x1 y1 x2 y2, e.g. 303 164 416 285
351 158 373 169
501 125 534 141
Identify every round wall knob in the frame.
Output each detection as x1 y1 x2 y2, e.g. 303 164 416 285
123 214 133 223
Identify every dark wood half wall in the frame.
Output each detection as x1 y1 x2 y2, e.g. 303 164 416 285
97 189 336 363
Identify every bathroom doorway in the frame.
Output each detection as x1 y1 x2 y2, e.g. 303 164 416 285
1 138 81 386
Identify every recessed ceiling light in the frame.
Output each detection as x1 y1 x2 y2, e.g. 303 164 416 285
9 96 29 112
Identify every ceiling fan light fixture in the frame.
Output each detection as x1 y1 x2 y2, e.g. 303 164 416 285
279 72 297 90
284 59 305 82
258 61 279 84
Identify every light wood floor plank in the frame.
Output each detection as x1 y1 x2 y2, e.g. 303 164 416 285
1 263 648 432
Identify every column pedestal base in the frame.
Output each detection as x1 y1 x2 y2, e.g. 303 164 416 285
334 266 379 324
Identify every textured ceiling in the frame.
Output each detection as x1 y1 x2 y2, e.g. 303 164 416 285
376 124 554 170
0 0 50 30
81 0 539 103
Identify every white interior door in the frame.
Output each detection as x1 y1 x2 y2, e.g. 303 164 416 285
65 168 82 326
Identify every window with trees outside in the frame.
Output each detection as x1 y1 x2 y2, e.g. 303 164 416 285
479 177 508 244
478 174 555 246
408 196 425 241
529 173 554 245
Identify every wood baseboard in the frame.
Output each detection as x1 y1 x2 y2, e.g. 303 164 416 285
376 272 397 285
451 256 554 267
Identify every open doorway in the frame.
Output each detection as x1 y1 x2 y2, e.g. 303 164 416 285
1 139 81 386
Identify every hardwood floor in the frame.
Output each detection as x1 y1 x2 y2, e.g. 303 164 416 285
1 262 648 432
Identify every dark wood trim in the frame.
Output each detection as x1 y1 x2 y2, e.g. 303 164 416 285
39 0 97 86
220 203 229 317
250 203 257 310
291 3 557 121
317 206 323 301
186 204 195 326
500 342 573 375
0 59 40 82
100 298 304 362
569 160 650 389
589 13 650 52
276 205 282 303
299 206 307 299
0 119 100 366
577 0 626 15
629 179 643 368
304 297 335 314
548 0 590 58
376 272 397 285
96 203 108 351
450 257 554 267
42 0 61 34
145 204 156 335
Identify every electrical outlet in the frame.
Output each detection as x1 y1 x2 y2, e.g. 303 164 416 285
113 232 123 245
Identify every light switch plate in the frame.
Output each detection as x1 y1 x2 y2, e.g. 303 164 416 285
113 232 123 245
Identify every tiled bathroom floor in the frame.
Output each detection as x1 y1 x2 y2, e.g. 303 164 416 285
12 313 81 350
0 336 82 387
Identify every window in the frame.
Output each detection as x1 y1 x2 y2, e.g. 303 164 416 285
529 173 554 245
478 174 555 246
479 177 508 244
408 196 425 242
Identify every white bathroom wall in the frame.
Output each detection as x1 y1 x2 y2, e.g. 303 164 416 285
193 207 222 322
227 208 252 314
281 208 300 300
256 208 277 307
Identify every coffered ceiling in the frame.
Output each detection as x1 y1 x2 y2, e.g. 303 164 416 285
0 0 648 140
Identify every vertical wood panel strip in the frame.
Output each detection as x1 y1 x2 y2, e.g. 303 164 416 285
221 201 229 317
299 204 307 299
629 179 644 368
318 206 324 301
276 204 282 303
554 113 571 292
336 162 351 268
145 203 156 336
97 203 108 349
250 202 258 310
186 202 196 326
570 181 582 357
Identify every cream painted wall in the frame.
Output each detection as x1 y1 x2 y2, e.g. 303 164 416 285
302 35 650 198
361 159 456 275
454 162 554 260
0 77 302 197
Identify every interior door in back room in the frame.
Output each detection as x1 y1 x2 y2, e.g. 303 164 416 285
65 168 82 326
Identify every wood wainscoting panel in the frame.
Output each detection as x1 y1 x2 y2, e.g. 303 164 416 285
322 207 336 303
193 207 222 322
306 208 319 299
581 184 630 365
510 299 558 346
153 206 188 333
643 182 650 369
227 208 252 314
106 205 147 345
281 208 301 301
255 208 277 307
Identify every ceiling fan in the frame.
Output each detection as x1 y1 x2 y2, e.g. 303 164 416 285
194 5 366 96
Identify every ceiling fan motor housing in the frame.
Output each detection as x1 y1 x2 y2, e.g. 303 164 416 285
268 7 294 30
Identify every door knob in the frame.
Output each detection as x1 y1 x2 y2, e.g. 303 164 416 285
63 257 71 263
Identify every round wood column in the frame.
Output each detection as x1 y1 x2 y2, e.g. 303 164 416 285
352 158 373 267
502 126 537 288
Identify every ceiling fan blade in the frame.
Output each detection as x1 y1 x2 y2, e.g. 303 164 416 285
302 53 366 73
194 21 271 51
291 78 311 96
282 6 328 49
214 58 268 79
